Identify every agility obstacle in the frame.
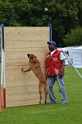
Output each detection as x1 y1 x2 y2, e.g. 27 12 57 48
0 24 6 112
0 25 52 109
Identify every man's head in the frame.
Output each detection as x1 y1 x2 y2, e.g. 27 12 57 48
47 41 56 51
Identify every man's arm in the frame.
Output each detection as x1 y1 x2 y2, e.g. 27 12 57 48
58 59 65 77
59 51 65 77
60 59 65 73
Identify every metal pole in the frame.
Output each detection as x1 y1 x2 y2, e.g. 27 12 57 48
48 24 52 41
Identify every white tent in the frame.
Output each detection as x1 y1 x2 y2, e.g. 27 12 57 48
73 46 82 68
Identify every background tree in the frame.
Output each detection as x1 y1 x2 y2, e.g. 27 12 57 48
0 0 13 26
0 0 82 46
63 27 82 46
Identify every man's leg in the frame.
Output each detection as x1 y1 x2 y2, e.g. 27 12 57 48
56 76 68 104
47 76 57 103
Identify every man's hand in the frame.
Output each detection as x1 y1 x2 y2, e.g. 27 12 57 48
58 72 63 78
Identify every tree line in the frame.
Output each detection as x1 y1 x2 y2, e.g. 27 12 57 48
0 0 82 47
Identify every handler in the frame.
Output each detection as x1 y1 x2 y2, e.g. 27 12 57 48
46 41 68 105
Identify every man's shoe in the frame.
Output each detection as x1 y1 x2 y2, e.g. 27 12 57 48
61 101 67 105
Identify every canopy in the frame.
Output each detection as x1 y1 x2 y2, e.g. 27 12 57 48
73 46 82 68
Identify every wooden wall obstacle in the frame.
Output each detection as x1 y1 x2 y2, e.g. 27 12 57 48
4 27 50 107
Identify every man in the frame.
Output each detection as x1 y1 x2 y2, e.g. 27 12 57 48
46 41 68 105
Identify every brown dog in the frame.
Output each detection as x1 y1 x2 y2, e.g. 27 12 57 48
21 54 49 104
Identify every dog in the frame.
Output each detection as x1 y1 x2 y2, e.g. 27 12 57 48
21 54 49 104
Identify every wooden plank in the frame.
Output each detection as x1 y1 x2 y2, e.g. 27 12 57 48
5 47 48 53
6 92 49 107
6 99 40 107
5 64 46 70
6 89 47 107
7 70 46 80
6 93 40 103
5 49 47 57
5 53 48 61
6 86 39 94
5 40 48 49
5 27 49 41
5 59 46 66
4 27 49 36
6 71 40 88
6 78 39 87
5 27 49 33
5 36 49 41
6 81 39 87
5 69 46 82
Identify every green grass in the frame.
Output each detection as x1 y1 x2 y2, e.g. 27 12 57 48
0 67 82 124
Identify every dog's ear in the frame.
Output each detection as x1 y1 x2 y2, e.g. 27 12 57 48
27 54 30 58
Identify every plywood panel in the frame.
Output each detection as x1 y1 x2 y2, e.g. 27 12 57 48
5 27 49 41
5 41 47 49
5 27 50 107
7 99 39 107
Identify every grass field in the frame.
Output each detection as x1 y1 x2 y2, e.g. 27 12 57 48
0 67 82 124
